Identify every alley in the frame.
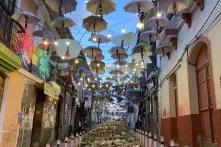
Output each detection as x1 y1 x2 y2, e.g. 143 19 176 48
1 0 221 147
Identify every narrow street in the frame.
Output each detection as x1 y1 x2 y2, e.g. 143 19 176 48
1 0 221 147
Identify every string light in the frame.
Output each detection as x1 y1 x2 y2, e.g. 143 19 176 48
61 56 65 60
92 36 97 42
80 77 83 81
136 21 144 30
121 28 126 34
107 34 112 38
75 59 79 64
92 84 95 88
66 41 70 46
54 41 58 46
156 12 162 18
87 77 90 82
78 82 81 86
43 40 48 45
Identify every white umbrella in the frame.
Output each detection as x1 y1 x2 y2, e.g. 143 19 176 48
140 30 159 42
132 52 152 64
83 15 107 33
146 16 169 29
32 30 55 38
51 16 75 28
55 39 82 59
167 0 196 14
124 0 154 14
86 0 115 16
44 0 77 14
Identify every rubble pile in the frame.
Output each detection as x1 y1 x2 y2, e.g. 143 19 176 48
81 121 140 147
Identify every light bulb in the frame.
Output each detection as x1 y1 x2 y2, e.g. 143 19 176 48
136 22 144 30
99 85 102 88
92 84 95 88
85 84 88 87
78 82 81 86
97 63 100 67
107 34 112 38
121 28 126 34
106 84 108 88
54 41 58 46
66 41 70 46
61 56 65 60
80 77 83 81
87 78 90 82
156 12 162 18
75 59 79 64
116 64 120 68
43 40 48 45
92 36 97 42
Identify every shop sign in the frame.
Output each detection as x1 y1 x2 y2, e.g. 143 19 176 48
44 81 61 100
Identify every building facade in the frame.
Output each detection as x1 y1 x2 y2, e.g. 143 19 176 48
158 0 221 146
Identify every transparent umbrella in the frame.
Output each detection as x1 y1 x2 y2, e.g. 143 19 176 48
111 32 137 47
140 30 159 42
55 39 82 59
146 16 169 30
124 0 154 14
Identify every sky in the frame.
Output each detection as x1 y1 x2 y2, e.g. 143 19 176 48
65 0 138 67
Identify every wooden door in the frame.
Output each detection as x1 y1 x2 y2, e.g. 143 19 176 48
196 45 214 142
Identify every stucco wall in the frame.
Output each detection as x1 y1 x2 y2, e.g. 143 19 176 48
159 0 221 118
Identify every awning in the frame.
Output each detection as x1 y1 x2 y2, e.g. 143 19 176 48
0 43 21 73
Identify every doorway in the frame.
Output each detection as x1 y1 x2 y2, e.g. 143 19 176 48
196 44 214 143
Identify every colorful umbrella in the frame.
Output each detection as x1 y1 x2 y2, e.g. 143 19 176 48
83 15 107 33
86 0 115 16
55 39 82 59
44 0 77 14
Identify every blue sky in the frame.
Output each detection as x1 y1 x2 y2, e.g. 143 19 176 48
66 0 138 66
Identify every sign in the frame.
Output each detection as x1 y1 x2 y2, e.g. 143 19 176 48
44 81 61 100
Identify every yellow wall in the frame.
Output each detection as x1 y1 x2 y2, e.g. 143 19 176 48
0 72 24 147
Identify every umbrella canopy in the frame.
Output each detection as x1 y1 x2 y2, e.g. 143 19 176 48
108 46 127 54
111 32 137 47
95 53 104 61
132 43 152 55
83 15 107 33
114 60 128 66
86 0 115 16
44 0 77 14
90 60 105 68
83 46 102 59
155 45 173 54
110 69 124 75
55 39 82 59
51 16 75 28
132 52 152 64
111 53 128 60
167 0 195 14
11 11 40 28
124 0 154 14
140 30 159 42
89 34 110 43
146 16 169 28
91 67 105 75
32 29 55 38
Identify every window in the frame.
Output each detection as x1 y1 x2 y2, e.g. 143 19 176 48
0 73 5 109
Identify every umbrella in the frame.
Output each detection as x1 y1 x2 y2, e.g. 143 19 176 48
140 30 159 42
11 11 40 29
44 0 77 14
55 39 82 59
95 54 104 61
167 0 195 14
89 34 110 44
146 16 169 29
83 15 107 33
90 60 105 68
155 45 173 55
111 32 137 47
114 60 128 66
132 52 152 64
86 0 115 16
32 29 55 38
108 46 127 54
111 53 128 60
110 69 124 75
91 67 105 75
124 0 154 14
83 46 102 59
106 76 114 81
132 43 152 55
51 16 75 28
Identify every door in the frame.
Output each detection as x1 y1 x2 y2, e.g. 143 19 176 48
196 45 214 142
